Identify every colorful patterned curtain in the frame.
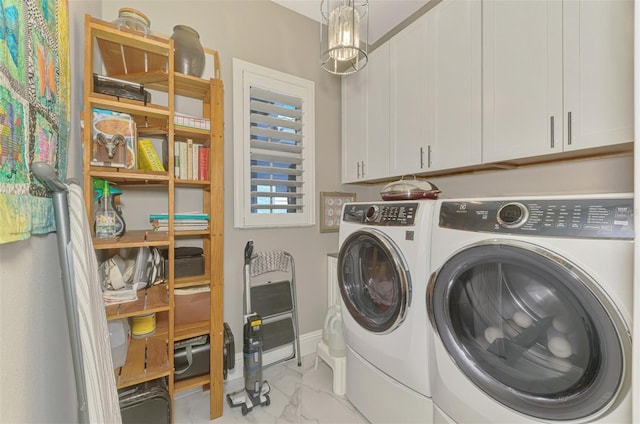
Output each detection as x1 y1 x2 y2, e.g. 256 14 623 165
0 0 70 244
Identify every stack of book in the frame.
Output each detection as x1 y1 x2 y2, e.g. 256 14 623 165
174 112 210 130
164 138 209 181
149 212 209 232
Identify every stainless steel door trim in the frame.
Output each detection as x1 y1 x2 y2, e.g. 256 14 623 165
427 238 631 421
338 228 411 334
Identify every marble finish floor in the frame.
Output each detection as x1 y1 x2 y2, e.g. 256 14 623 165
174 354 369 423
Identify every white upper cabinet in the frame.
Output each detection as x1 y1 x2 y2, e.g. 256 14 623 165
389 13 430 176
342 64 367 183
426 0 481 171
341 44 390 183
389 0 481 176
482 0 564 163
342 0 633 181
365 44 391 180
562 0 633 151
483 0 633 163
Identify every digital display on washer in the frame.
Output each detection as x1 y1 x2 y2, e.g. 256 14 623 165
342 202 419 226
439 198 634 239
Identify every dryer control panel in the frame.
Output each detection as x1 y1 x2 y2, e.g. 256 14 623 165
439 197 634 239
343 203 418 226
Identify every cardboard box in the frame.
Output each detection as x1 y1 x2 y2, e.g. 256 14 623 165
174 286 210 326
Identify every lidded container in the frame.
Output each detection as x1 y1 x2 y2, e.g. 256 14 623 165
171 25 205 77
380 175 441 201
114 8 151 35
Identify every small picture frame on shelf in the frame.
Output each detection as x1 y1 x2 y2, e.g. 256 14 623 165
320 192 356 233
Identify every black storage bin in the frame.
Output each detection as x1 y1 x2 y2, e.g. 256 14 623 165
119 379 171 424
159 246 205 278
174 337 210 382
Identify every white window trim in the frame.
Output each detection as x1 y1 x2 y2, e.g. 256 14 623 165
233 58 316 229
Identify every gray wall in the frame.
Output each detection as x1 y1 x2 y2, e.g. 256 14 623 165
358 155 634 200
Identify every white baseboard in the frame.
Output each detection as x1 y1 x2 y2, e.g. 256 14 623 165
174 329 323 399
224 329 322 383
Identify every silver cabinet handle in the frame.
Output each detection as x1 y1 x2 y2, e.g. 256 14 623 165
357 161 361 179
420 147 424 169
567 112 572 145
550 116 555 148
428 145 432 168
361 161 366 177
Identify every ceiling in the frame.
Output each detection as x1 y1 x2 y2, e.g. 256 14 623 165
272 0 432 44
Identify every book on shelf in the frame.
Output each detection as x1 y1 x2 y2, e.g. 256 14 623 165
179 141 188 180
150 212 209 231
149 212 209 220
152 219 209 226
192 143 200 180
171 140 179 176
198 146 209 180
186 139 194 180
137 139 165 171
171 139 208 181
152 225 209 232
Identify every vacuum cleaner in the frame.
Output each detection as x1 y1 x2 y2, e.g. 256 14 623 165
226 241 271 416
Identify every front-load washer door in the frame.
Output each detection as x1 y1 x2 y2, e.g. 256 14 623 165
428 240 630 422
338 228 410 334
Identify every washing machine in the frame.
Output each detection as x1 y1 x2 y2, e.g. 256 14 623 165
338 200 435 423
427 194 633 423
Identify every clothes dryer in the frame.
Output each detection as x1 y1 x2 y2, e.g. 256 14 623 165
427 194 633 423
338 201 435 423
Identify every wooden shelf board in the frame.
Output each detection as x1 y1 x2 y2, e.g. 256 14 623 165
90 17 170 52
174 374 210 393
174 179 210 188
88 168 169 184
175 274 211 289
174 126 211 140
92 230 169 250
115 333 170 388
89 91 161 110
173 229 211 237
105 284 170 319
174 321 210 341
88 95 170 119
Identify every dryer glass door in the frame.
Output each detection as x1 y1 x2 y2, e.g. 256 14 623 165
338 229 410 334
428 241 630 421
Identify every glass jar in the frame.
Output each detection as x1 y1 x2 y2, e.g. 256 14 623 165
114 8 151 36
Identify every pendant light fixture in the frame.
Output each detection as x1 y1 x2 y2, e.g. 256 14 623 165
320 0 369 75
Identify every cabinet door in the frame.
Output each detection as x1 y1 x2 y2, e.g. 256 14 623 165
364 43 390 180
389 14 429 176
342 68 367 183
426 0 481 171
482 0 563 163
562 0 633 151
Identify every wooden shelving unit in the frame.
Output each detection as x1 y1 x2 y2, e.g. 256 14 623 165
82 14 224 420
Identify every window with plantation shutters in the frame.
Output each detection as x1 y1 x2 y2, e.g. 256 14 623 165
233 59 316 228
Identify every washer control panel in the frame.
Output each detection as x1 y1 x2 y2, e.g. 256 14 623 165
343 202 419 226
439 197 634 239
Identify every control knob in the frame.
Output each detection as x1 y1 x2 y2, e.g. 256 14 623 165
364 205 380 223
497 202 528 228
